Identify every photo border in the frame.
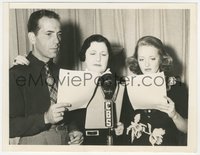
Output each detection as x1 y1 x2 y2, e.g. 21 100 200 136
2 2 198 152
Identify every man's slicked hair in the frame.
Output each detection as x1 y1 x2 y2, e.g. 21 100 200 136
28 9 60 35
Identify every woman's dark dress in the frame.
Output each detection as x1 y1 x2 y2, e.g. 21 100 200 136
120 81 188 146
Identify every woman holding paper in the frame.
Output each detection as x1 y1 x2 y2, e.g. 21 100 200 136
77 34 124 145
13 34 124 145
120 36 188 145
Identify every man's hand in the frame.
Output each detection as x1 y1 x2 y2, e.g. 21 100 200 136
68 130 84 145
44 103 71 124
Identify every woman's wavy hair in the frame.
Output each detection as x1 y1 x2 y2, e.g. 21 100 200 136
79 34 112 69
127 36 173 75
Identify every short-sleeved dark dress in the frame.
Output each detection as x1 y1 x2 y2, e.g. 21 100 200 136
119 80 188 146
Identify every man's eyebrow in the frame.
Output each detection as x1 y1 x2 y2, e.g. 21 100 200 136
45 30 54 33
45 30 62 34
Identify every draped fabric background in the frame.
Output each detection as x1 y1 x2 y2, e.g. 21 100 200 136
9 9 189 86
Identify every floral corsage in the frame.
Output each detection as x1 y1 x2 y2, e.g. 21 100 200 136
127 114 166 146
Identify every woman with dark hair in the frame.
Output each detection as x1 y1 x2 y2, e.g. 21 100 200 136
120 36 188 146
77 34 124 145
79 34 112 73
13 34 124 145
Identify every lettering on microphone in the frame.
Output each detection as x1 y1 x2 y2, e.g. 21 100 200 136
105 101 112 127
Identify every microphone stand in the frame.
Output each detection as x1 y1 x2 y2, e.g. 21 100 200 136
100 73 116 145
107 126 114 145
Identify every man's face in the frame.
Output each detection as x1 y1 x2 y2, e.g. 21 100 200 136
31 17 61 62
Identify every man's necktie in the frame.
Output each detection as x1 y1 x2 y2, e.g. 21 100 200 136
44 64 57 105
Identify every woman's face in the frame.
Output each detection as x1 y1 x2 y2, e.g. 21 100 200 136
84 41 109 73
137 45 161 74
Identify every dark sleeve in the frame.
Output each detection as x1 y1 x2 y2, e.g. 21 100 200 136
115 87 134 145
120 87 134 128
168 82 188 119
9 68 46 138
64 109 86 132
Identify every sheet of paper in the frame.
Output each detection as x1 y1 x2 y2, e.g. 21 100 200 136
57 69 100 111
126 72 167 110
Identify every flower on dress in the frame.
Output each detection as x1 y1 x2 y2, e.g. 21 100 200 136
168 77 176 86
126 114 146 143
127 113 166 145
167 76 177 90
149 128 165 146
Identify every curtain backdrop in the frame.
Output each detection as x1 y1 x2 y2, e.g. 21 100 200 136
9 9 189 86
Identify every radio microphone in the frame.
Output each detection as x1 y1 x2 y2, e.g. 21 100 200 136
100 73 116 145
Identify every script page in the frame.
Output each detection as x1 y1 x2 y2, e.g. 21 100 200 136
57 69 100 111
127 72 167 110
